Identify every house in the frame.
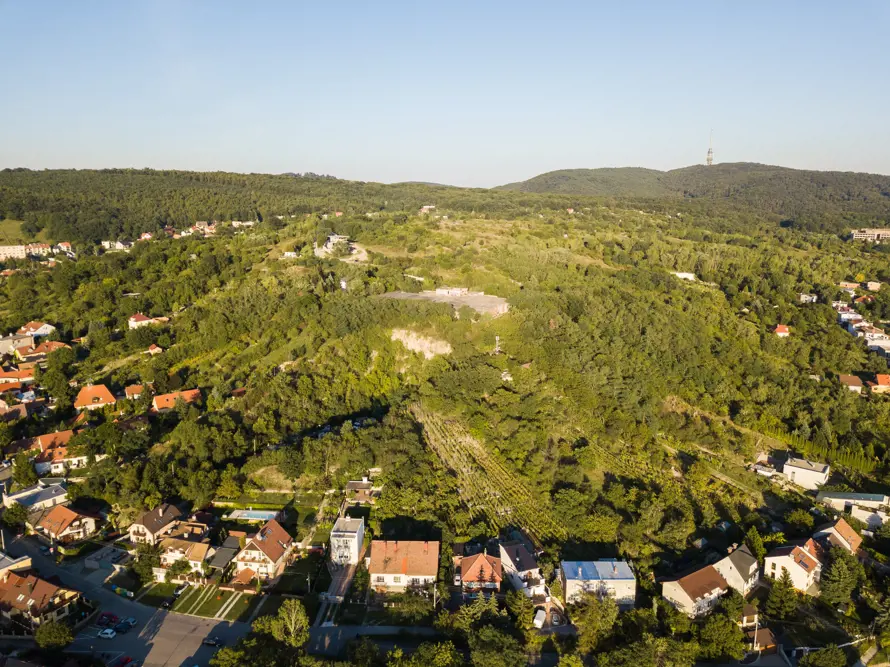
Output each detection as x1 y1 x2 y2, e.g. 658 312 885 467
128 313 167 329
368 539 439 592
128 504 183 545
740 603 759 629
838 374 864 394
207 535 241 572
15 322 56 339
561 559 636 608
813 517 862 554
2 482 68 510
868 374 890 394
0 368 35 385
0 334 34 356
151 388 201 413
764 539 824 592
799 294 818 304
73 385 116 411
232 519 294 583
330 516 364 566
838 281 860 290
662 565 729 617
457 552 503 596
125 384 147 400
0 550 31 578
855 295 876 305
713 544 760 596
144 344 163 356
774 324 790 337
0 571 81 629
29 429 99 475
816 491 890 512
15 341 70 364
345 478 382 505
154 537 213 582
672 272 697 281
499 540 546 598
28 505 98 543
865 281 882 292
782 456 830 490
851 228 890 242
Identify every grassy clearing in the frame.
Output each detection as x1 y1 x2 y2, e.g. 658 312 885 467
195 589 233 617
249 465 292 490
226 592 263 622
139 582 176 607
172 585 204 613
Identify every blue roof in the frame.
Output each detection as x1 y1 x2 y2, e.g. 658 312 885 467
562 559 634 581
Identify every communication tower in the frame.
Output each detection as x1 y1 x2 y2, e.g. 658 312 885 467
706 130 714 166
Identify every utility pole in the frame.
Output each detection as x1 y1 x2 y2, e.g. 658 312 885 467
706 130 714 166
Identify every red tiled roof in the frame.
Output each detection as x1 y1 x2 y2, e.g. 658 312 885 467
369 540 440 578
0 369 35 383
245 519 292 564
774 325 790 334
73 384 116 409
129 313 151 323
125 384 145 399
0 571 71 615
460 553 502 584
37 505 86 536
233 567 255 585
875 374 890 387
827 518 862 553
672 565 728 600
152 389 201 411
16 321 51 335
839 374 864 387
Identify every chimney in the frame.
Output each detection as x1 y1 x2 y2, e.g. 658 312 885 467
158 507 163 516
423 541 428 554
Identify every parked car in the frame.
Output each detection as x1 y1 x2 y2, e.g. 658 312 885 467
98 628 116 639
97 612 119 627
202 637 224 647
113 622 131 634
551 612 564 626
122 616 138 627
173 583 189 597
39 546 50 554
161 598 174 609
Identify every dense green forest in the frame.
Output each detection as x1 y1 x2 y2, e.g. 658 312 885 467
498 162 890 232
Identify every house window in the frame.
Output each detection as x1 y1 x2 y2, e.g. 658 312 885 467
393 576 401 583
376 576 385 583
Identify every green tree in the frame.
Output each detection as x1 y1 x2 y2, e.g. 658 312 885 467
785 509 815 536
799 645 847 667
599 636 699 667
468 625 527 667
388 641 463 666
697 614 745 661
165 558 192 583
12 452 38 488
745 526 766 563
570 592 619 655
717 589 745 621
2 502 28 530
256 597 310 649
820 549 861 607
766 569 798 620
35 620 73 649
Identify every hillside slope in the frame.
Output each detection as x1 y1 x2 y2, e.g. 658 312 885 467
498 162 890 231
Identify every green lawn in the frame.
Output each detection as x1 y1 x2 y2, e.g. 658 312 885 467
172 585 204 612
311 523 332 547
274 553 330 595
139 582 176 607
195 589 234 617
226 592 264 622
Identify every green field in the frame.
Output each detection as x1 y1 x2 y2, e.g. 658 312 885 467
195 589 234 617
139 582 176 607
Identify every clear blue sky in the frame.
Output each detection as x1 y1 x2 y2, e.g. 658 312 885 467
2 1 888 186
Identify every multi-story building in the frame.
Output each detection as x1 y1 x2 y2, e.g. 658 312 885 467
561 559 636 608
0 571 81 629
128 504 183 545
368 540 439 592
232 519 294 584
662 565 729 617
851 229 890 242
782 456 830 490
330 516 364 566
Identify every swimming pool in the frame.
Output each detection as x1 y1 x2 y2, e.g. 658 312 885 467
225 509 280 522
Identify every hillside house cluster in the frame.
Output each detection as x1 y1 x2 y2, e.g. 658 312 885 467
764 518 861 593
851 228 890 243
832 296 890 368
662 544 759 617
0 243 73 261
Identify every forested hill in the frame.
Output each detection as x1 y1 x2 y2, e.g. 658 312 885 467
497 162 890 232
0 168 583 244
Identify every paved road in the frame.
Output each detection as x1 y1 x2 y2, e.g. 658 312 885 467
7 536 251 667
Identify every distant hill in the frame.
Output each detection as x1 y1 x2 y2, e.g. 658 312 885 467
498 162 890 231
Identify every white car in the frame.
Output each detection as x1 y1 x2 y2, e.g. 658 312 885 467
98 628 116 639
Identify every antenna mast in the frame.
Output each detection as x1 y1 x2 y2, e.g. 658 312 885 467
706 130 714 166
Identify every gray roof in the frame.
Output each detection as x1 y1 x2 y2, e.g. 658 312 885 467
133 503 182 534
726 544 758 573
208 547 238 570
562 559 635 582
332 517 364 534
0 549 28 571
785 456 829 474
500 540 538 572
7 483 67 507
817 491 888 503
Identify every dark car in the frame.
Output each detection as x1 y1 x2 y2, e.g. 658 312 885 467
161 598 174 609
97 612 119 627
202 637 224 647
113 622 131 634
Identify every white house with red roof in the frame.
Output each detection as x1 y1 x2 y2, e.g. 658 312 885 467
73 385 117 411
128 313 169 330
232 519 294 584
16 322 56 338
774 324 790 338
368 539 439 592
764 538 824 593
813 517 862 555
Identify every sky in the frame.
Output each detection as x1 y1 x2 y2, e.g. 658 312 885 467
1 1 888 187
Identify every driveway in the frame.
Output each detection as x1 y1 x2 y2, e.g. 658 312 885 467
7 536 251 666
